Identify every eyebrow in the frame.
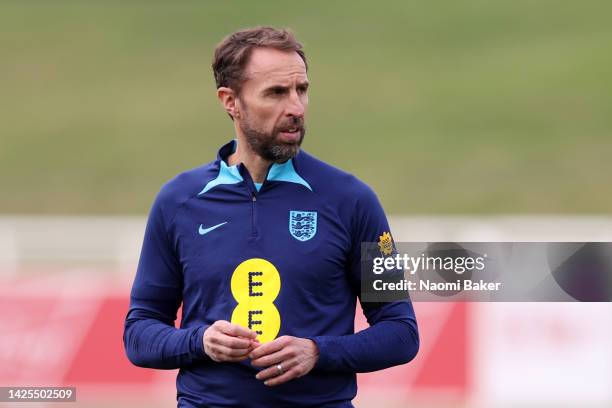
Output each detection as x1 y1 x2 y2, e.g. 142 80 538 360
262 81 309 94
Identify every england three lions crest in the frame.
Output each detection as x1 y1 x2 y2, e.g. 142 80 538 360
289 211 317 241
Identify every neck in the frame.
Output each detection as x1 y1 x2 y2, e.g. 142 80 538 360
227 137 271 183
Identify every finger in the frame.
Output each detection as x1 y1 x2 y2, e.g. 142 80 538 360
223 354 252 362
211 352 252 363
214 334 252 349
249 336 288 359
264 367 300 387
251 349 291 367
218 322 258 339
255 359 297 381
213 344 253 358
209 349 252 363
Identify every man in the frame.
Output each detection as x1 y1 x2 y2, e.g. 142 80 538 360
124 26 419 407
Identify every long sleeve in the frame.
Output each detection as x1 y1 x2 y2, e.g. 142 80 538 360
123 186 208 369
309 183 419 372
310 301 418 372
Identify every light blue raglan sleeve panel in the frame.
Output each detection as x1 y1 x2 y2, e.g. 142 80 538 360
308 180 419 373
123 183 208 369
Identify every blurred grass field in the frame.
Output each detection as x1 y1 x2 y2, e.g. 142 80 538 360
1 1 611 215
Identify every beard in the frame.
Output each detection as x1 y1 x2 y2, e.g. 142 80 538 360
239 111 306 163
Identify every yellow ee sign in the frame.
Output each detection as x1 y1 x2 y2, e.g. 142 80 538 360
230 258 281 343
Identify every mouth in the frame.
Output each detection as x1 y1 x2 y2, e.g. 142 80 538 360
278 127 302 143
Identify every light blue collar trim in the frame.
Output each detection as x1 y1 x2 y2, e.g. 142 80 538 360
268 159 312 191
198 160 243 195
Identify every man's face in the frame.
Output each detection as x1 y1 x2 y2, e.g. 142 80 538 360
235 47 309 163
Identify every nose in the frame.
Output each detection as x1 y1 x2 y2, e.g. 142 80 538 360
285 90 305 118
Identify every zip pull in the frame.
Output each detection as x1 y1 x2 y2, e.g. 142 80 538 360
252 194 257 202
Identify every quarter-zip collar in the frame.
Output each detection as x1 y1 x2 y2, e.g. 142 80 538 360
198 140 312 196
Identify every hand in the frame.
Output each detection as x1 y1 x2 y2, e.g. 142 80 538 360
249 336 319 386
203 320 260 362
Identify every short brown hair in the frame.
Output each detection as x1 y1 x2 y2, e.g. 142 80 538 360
212 26 307 93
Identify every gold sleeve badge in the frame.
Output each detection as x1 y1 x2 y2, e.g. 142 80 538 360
378 231 394 256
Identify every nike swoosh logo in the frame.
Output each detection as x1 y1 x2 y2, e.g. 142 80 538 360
198 222 227 235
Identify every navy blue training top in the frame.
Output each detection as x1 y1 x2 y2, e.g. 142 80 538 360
124 140 419 407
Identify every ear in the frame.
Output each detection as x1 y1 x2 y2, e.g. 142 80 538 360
217 87 240 120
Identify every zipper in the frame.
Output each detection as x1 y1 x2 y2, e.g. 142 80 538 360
251 193 258 237
239 163 262 238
